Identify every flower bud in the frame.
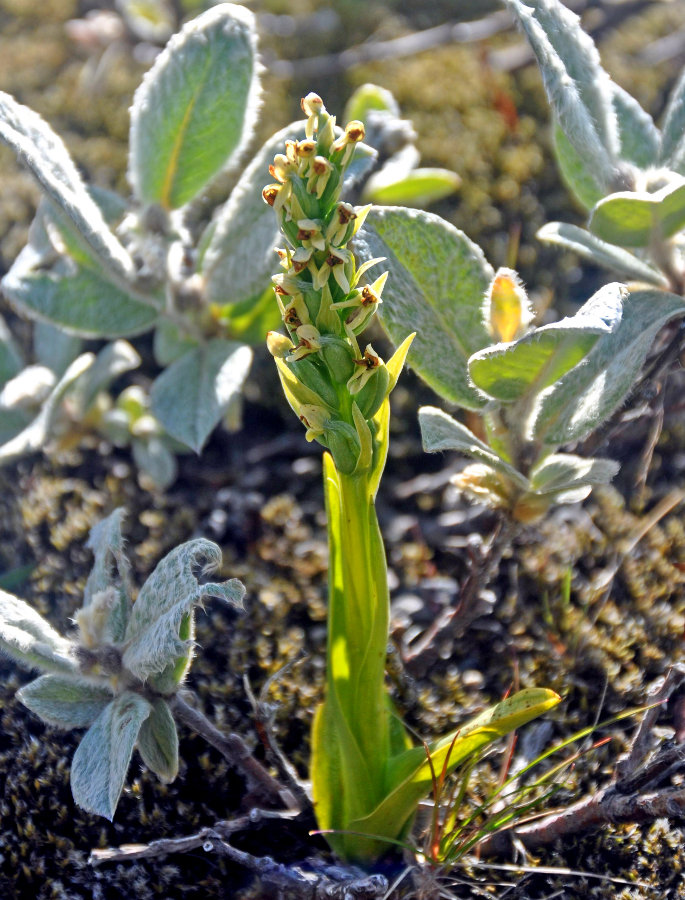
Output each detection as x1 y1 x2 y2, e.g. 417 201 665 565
301 92 325 117
323 420 361 475
483 268 533 344
267 331 295 358
301 92 326 139
452 464 512 509
320 336 355 383
353 364 389 420
289 356 339 408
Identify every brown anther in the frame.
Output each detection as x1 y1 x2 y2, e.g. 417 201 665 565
345 122 365 142
292 259 309 274
326 254 342 267
297 228 316 240
354 351 380 370
361 286 378 306
284 308 302 328
262 185 280 206
274 284 290 296
337 206 356 225
312 157 331 174
296 140 317 157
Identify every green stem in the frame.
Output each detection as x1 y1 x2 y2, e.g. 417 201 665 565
311 451 396 860
330 467 390 772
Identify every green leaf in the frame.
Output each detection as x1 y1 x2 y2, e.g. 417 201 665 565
18 675 113 730
33 321 82 377
214 286 283 345
0 588 76 674
136 697 179 783
611 83 660 169
122 538 245 682
537 222 668 287
153 320 199 367
0 353 94 467
150 339 252 453
203 121 306 307
344 688 561 863
532 289 685 444
343 83 400 123
0 408 30 444
418 406 529 490
69 340 141 415
353 207 494 409
0 564 35 592
502 0 619 190
70 692 151 820
589 181 685 248
131 437 179 491
552 125 604 211
660 68 685 173
468 282 624 404
129 4 260 209
83 508 132 644
363 168 460 207
0 92 134 280
2 256 160 339
528 453 618 494
0 315 23 387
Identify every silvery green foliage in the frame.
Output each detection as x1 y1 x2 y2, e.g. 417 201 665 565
420 407 618 512
506 0 685 292
70 692 153 819
128 3 260 210
0 589 77 674
0 93 134 281
353 206 494 409
502 0 620 193
536 223 668 288
203 121 307 309
1 509 245 819
355 196 684 517
467 283 624 405
122 537 245 683
0 4 272 480
530 290 685 444
150 338 253 453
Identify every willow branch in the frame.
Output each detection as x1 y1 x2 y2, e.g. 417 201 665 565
169 692 296 808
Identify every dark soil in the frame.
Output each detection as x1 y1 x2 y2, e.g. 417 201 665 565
1 2 685 899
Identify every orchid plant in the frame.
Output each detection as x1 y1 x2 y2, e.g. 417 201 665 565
263 92 559 864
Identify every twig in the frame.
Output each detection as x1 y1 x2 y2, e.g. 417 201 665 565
479 667 685 857
477 782 685 856
265 11 512 79
91 816 389 898
243 670 313 811
169 692 297 808
402 517 514 676
633 396 664 504
615 663 685 783
264 0 655 80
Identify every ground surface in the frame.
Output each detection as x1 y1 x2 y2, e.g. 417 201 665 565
1 2 685 898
